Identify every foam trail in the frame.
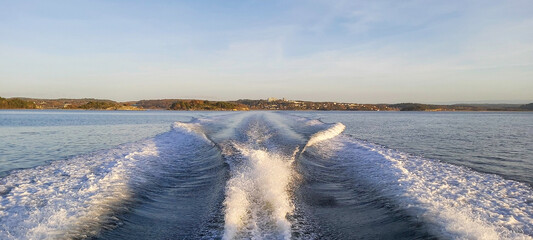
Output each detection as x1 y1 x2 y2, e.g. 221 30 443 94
98 122 226 239
0 141 159 239
172 121 210 141
301 122 345 154
0 122 217 240
223 145 295 240
310 137 533 239
221 117 297 240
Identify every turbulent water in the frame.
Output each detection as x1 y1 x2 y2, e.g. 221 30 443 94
0 111 532 239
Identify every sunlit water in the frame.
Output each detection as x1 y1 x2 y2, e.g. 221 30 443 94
0 110 531 239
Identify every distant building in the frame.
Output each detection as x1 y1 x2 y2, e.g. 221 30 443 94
267 97 288 102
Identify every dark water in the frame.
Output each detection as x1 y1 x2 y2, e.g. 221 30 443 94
0 110 531 239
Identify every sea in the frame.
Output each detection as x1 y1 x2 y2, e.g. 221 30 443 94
0 110 531 239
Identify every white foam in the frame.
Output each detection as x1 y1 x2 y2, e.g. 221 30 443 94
0 124 212 239
311 137 533 239
172 121 211 142
0 141 158 239
223 143 295 240
300 123 345 155
305 122 345 147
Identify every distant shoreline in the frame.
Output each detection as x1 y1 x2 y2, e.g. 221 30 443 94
2 109 533 113
1 97 532 112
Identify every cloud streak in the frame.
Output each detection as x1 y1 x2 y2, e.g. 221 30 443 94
1 0 532 103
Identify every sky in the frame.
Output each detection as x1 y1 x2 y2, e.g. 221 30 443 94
1 0 532 103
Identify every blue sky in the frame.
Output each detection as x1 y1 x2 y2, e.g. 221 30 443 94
1 0 532 103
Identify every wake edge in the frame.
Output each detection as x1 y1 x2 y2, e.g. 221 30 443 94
0 123 223 240
305 135 533 239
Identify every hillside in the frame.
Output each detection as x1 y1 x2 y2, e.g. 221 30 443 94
0 97 36 109
1 96 531 111
136 99 248 111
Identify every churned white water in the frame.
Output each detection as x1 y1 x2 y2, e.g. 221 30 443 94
309 136 533 239
304 123 345 148
0 141 158 239
0 122 214 239
223 145 295 240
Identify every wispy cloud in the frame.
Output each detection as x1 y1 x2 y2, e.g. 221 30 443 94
1 0 532 102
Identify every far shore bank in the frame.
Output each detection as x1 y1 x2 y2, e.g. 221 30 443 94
1 97 532 112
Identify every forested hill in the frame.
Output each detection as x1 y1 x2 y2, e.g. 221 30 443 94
0 97 247 111
135 99 248 110
0 97 36 109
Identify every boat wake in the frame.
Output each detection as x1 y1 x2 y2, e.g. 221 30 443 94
0 112 531 239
